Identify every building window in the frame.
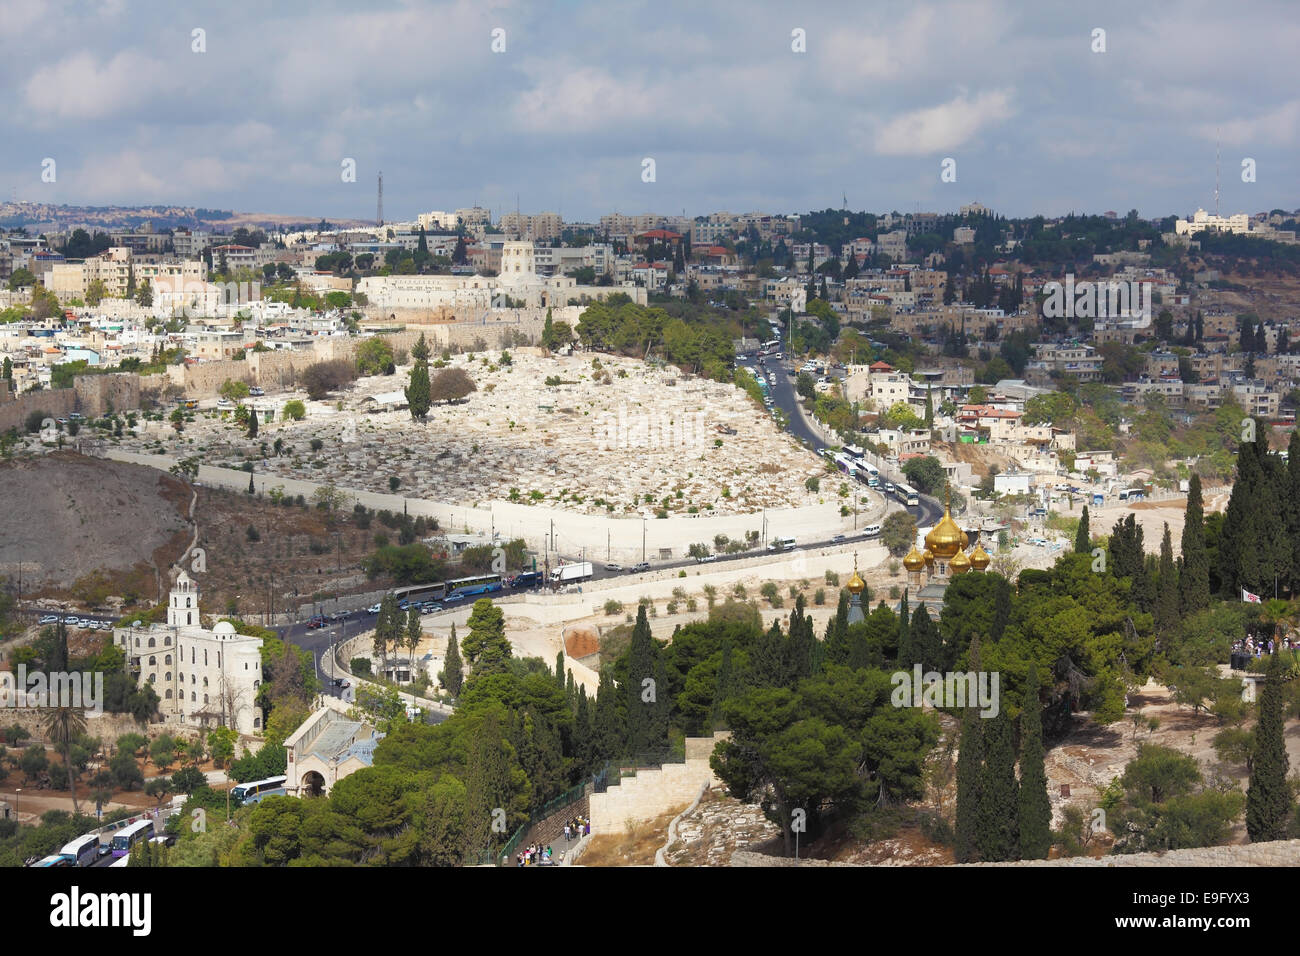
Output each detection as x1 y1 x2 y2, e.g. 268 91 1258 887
187 612 192 625
135 638 141 648
165 655 172 665
165 672 171 682
148 656 156 666
204 649 208 666
165 690 173 699
148 637 156 649
191 692 196 702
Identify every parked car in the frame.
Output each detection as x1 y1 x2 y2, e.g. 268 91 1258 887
249 387 265 397
38 615 57 625
831 534 846 543
366 603 381 614
631 562 650 573
420 603 443 614
604 562 623 572
306 615 327 629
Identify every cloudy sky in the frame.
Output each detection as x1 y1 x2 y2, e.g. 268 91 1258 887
4 0 1297 223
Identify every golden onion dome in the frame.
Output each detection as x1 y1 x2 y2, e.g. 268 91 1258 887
960 529 969 549
949 549 972 574
903 545 925 572
925 506 964 559
969 543 991 571
847 569 865 594
922 548 934 567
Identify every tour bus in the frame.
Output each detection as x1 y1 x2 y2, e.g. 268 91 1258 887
833 453 859 478
861 523 882 538
110 819 155 859
229 776 288 808
761 339 780 351
894 483 920 507
442 573 503 601
60 833 102 867
30 854 75 867
843 444 865 460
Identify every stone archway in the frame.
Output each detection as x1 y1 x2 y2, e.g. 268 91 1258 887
302 771 326 797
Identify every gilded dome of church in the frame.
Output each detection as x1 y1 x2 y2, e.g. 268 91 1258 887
949 549 972 574
903 545 925 572
925 506 964 559
847 569 865 594
922 549 934 567
969 543 991 571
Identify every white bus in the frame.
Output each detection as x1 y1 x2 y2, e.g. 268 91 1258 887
843 444 865 459
110 819 155 858
894 483 920 507
230 775 288 807
833 453 858 477
60 833 102 867
760 339 780 351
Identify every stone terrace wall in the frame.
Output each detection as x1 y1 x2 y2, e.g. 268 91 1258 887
0 387 77 433
731 840 1300 867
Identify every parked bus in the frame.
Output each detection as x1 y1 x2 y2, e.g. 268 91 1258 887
443 573 503 600
30 854 75 867
833 453 858 478
894 483 920 507
110 819 155 859
230 776 287 807
760 339 780 351
843 444 865 459
390 583 446 606
60 833 102 867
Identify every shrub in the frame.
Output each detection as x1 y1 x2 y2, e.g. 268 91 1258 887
300 359 357 400
282 400 306 420
814 587 826 605
604 600 624 615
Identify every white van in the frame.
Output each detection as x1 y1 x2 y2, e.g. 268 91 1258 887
768 536 797 551
861 524 882 538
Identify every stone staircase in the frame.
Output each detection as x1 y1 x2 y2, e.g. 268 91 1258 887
588 734 728 832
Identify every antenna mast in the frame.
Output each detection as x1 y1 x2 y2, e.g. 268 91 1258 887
376 171 384 228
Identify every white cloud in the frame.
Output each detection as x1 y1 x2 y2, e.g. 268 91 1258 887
23 51 166 121
874 89 1016 156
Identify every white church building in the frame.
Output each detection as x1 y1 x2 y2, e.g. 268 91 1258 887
113 571 266 736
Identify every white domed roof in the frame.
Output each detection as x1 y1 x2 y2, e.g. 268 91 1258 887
212 621 237 636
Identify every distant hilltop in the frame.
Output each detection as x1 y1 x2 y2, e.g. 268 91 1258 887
0 201 372 233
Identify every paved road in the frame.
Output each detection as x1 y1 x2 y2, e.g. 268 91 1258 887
737 349 944 531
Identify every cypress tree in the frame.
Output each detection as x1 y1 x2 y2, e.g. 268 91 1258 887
574 687 594 774
1074 505 1090 554
1289 431 1300 595
710 640 733 728
247 406 258 438
991 577 1011 642
593 668 624 762
247 469 255 495
625 604 667 756
1180 474 1209 613
978 706 1020 862
897 590 911 668
955 635 985 863
440 622 463 696
1017 665 1051 859
1246 654 1292 842
910 604 939 673
462 711 513 862
555 650 566 688
1155 523 1180 633
406 332 432 422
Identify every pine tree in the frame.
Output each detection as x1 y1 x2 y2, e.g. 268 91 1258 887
406 332 432 422
978 706 1020 862
710 640 733 728
1154 523 1179 632
1074 505 1090 554
440 622 463 696
1180 473 1210 612
1246 654 1292 842
954 635 985 863
1017 664 1051 859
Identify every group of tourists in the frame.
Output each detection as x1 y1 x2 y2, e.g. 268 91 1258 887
516 844 554 866
563 816 590 842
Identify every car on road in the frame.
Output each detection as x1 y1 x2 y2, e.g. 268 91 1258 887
420 603 443 614
328 611 348 622
38 615 57 625
306 615 327 629
215 398 233 409
630 562 650 573
884 482 896 493
366 603 381 614
249 386 265 397
831 534 846 543
604 562 623 572
695 554 718 563
331 678 350 688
